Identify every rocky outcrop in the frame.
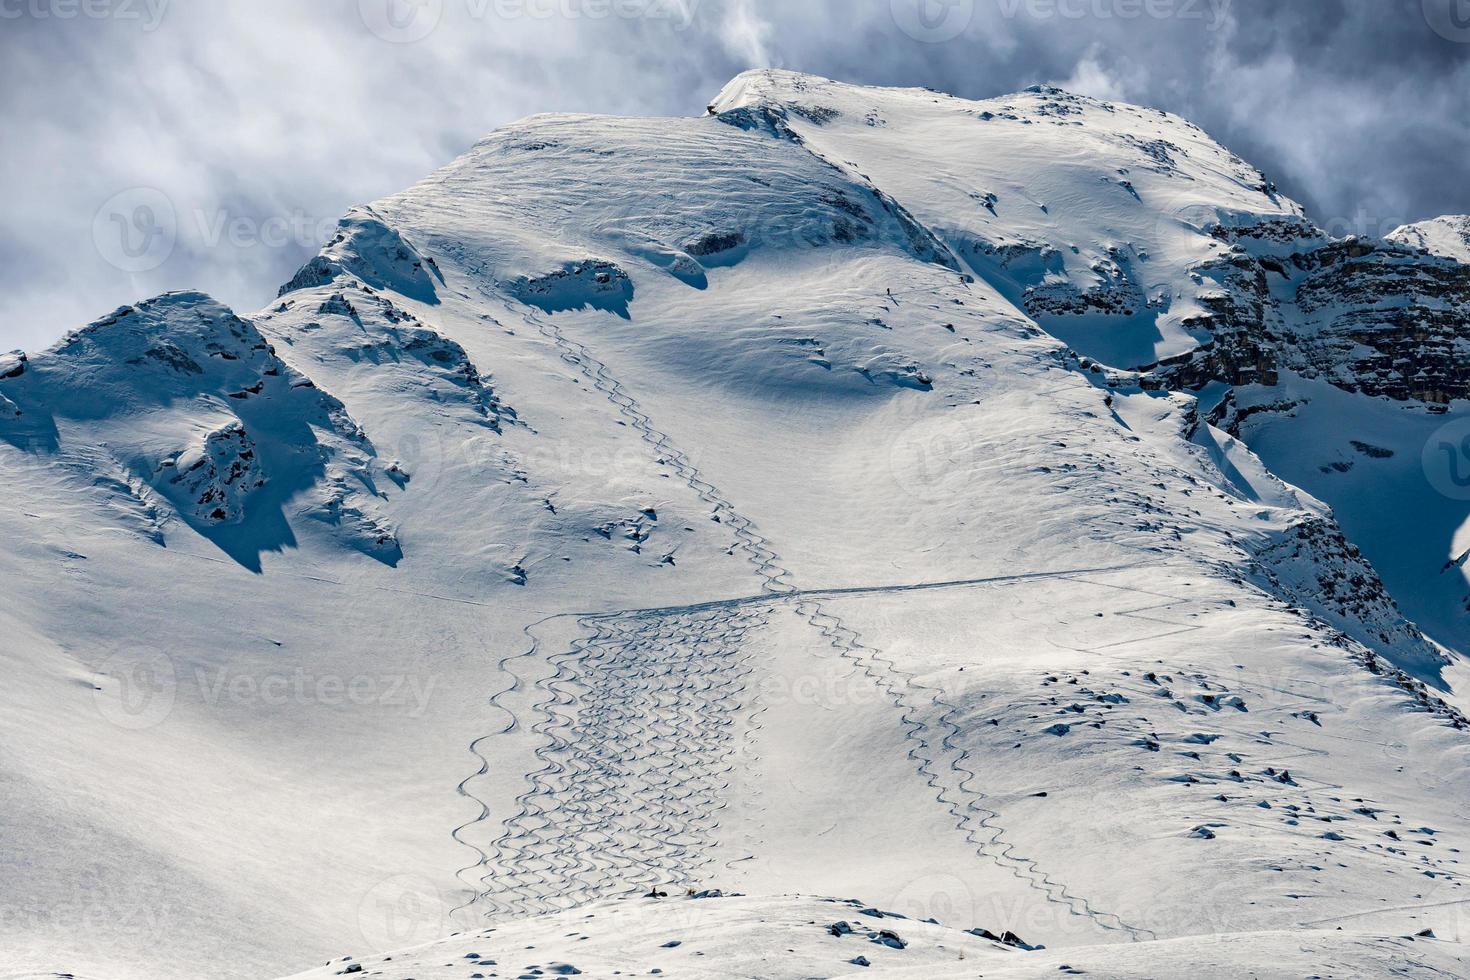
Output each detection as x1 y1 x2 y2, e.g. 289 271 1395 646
1249 516 1449 681
158 421 266 525
279 206 443 304
508 260 636 318
2 291 402 566
1023 251 1155 320
1290 239 1470 407
0 350 27 379
1143 228 1470 408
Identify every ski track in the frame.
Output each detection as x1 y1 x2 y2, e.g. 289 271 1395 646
796 601 1154 942
483 608 767 914
449 290 1148 941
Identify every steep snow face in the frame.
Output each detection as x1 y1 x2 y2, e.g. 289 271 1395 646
1391 215 1470 265
712 69 1306 370
0 291 400 569
379 110 957 311
706 71 1470 665
1216 377 1470 663
4 73 1470 980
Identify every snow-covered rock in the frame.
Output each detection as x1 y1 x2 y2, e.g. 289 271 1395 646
1390 215 1470 265
0 348 27 379
0 290 399 567
279 205 444 304
158 419 266 525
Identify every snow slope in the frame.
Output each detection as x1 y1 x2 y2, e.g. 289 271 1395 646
712 69 1305 371
2 71 1468 980
1392 215 1470 265
279 892 1468 980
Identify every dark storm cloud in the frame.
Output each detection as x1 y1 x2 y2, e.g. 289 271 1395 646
1 0 1467 351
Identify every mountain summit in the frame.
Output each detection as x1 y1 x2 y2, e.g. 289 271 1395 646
3 71 1468 980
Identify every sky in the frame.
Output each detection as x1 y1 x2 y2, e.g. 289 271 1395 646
2 0 1469 352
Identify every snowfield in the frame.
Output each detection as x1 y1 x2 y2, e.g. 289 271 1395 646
2 71 1468 979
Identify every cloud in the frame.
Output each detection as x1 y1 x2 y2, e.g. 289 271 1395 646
1056 44 1146 102
1 0 1467 352
719 0 775 65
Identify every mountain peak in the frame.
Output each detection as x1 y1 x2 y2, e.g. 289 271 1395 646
1389 214 1470 264
46 290 266 380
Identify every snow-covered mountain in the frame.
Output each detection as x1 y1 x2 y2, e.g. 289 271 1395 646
3 71 1468 980
1392 215 1470 266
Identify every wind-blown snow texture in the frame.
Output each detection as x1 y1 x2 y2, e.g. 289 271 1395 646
3 71 1469 980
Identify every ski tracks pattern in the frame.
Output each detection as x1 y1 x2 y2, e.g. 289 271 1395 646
455 300 1147 941
483 608 769 915
798 601 1154 941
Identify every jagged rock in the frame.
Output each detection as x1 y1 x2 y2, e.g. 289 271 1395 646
0 349 27 379
158 421 266 525
1249 515 1446 677
280 205 443 304
507 260 636 318
1145 227 1470 406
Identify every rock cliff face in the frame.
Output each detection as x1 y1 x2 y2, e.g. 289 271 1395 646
1290 239 1470 407
1146 227 1470 408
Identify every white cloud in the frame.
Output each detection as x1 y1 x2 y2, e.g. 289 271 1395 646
1 0 1467 353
